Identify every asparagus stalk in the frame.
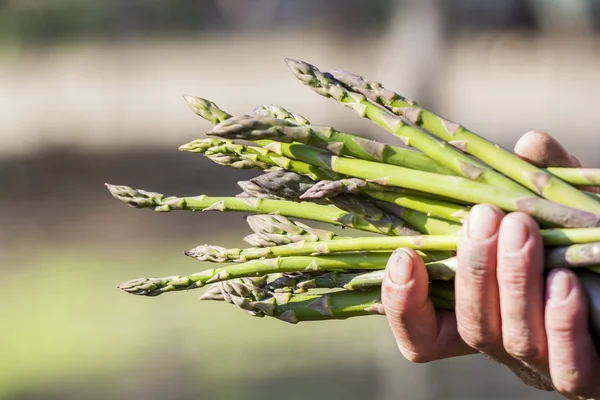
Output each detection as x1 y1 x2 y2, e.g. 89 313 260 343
371 200 462 235
328 69 600 212
297 263 458 291
180 138 341 181
365 190 470 223
299 177 467 207
284 59 536 196
246 137 600 228
545 242 600 269
117 252 393 296
545 168 600 187
301 179 470 224
105 184 403 236
297 270 387 290
325 194 422 236
218 286 388 323
185 231 600 264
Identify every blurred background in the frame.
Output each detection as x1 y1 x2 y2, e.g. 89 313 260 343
2 0 600 399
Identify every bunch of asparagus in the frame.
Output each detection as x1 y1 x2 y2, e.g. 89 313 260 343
107 59 600 324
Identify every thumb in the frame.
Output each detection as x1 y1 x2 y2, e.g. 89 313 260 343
514 130 599 194
381 249 474 362
514 130 582 168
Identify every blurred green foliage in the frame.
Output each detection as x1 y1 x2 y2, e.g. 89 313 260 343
1 240 386 399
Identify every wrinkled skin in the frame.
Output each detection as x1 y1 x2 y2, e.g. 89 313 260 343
382 131 600 399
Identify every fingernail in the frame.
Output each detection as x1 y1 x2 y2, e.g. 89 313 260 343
467 205 499 240
501 215 530 252
549 270 572 303
388 249 414 285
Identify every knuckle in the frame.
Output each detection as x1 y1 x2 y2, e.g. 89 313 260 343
456 319 500 353
502 325 545 363
458 251 494 281
504 341 542 362
497 268 531 289
546 314 578 339
398 346 433 364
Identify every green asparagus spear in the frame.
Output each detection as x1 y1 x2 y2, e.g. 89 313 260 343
301 179 469 224
296 264 458 291
184 230 600 264
371 200 463 235
117 252 393 296
285 59 535 196
545 242 600 269
364 190 470 223
220 286 388 323
328 68 600 212
545 168 600 187
180 138 341 181
105 183 403 236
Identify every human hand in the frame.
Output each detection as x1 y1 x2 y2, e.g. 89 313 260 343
382 131 600 398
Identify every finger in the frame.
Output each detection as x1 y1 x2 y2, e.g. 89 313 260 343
578 272 600 346
454 205 548 387
546 269 600 398
514 130 582 168
514 130 599 194
382 248 475 362
455 204 505 356
497 212 548 371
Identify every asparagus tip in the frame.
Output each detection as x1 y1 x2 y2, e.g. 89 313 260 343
284 58 312 78
182 94 207 109
178 142 192 152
